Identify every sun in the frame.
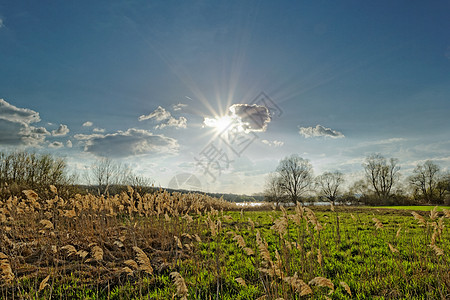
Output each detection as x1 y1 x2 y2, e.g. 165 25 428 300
215 115 234 132
203 115 234 133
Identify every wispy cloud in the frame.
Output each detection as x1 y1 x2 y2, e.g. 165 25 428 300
172 103 187 111
261 139 284 147
343 137 408 158
82 121 93 127
0 19 4 29
359 137 407 146
299 124 344 139
52 124 70 136
74 128 179 158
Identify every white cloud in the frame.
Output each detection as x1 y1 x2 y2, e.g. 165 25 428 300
52 124 70 136
48 141 64 149
93 127 105 133
74 128 179 158
82 121 93 127
0 19 3 29
20 125 50 146
139 106 171 122
156 116 187 129
66 140 73 148
299 124 344 139
261 139 284 147
139 106 187 129
172 103 188 111
0 99 48 146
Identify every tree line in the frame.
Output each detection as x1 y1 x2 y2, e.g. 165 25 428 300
265 154 450 206
0 151 75 197
1 150 448 205
0 151 154 198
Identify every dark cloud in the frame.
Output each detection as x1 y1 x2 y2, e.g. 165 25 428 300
0 98 40 124
299 124 344 138
74 128 179 158
48 141 64 149
0 99 48 146
0 119 27 145
229 104 271 132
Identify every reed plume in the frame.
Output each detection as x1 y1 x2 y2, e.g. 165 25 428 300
170 271 188 300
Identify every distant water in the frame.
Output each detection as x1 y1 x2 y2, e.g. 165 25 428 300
236 202 267 207
236 202 331 207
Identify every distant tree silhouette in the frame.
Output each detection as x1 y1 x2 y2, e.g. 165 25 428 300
363 154 400 203
276 154 313 205
409 160 443 203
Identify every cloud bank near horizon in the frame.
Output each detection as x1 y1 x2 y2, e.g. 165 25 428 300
74 128 179 158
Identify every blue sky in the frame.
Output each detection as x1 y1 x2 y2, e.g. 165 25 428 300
1 1 449 194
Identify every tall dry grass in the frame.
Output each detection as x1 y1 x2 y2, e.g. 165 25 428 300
0 186 239 298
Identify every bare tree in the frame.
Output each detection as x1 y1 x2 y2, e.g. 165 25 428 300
264 172 286 208
124 172 154 193
363 154 400 202
315 171 344 205
0 151 73 196
276 154 313 205
409 160 441 203
89 158 154 195
316 171 344 243
350 179 369 197
90 158 121 195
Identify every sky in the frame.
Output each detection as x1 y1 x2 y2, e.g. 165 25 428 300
0 1 449 195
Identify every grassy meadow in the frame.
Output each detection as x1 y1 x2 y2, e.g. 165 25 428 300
0 187 449 299
375 206 450 212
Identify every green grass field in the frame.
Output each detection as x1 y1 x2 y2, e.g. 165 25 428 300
1 191 449 299
375 205 450 211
